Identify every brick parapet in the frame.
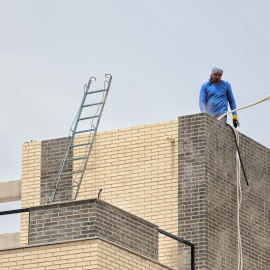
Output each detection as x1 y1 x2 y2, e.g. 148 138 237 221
96 200 158 259
20 120 179 264
28 198 158 260
178 113 270 270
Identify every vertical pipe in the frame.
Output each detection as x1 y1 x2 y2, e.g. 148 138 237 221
28 208 30 246
191 245 195 270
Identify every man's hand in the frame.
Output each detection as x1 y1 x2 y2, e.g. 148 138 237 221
233 115 240 128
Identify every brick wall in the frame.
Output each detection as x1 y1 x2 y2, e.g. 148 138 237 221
28 198 158 260
21 120 179 263
74 121 178 229
99 238 173 270
74 121 179 265
96 200 158 260
20 115 270 270
41 137 72 205
0 238 173 270
20 141 41 246
0 239 99 270
178 113 270 270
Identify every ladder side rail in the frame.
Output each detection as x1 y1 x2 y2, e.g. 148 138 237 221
51 79 93 203
73 75 112 200
69 79 93 139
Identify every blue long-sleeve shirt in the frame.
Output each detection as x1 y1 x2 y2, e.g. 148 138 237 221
199 80 237 116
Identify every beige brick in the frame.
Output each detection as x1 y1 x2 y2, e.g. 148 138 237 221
19 120 178 265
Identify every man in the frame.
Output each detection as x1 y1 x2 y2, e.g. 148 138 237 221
199 67 239 128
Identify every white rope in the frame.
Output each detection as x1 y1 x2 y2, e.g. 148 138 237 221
217 95 270 120
235 128 243 270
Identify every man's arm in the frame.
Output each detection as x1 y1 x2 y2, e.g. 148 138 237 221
227 82 239 127
199 84 207 112
227 82 237 115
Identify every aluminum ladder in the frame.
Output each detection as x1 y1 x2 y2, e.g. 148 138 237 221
50 74 112 203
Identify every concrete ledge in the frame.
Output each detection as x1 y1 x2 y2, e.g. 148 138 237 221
0 232 20 249
0 180 21 203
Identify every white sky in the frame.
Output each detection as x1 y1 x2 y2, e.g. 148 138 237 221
0 0 269 233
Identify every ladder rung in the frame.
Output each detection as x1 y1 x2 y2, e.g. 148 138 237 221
55 185 79 190
79 115 99 121
60 170 82 176
87 89 107 94
70 142 91 148
74 129 95 134
66 156 87 162
83 102 102 108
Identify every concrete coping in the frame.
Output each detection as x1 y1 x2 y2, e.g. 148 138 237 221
30 197 159 228
0 180 22 203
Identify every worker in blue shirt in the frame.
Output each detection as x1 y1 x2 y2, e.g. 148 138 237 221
199 67 239 128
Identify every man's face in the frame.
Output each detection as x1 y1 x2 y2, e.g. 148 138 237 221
211 73 222 84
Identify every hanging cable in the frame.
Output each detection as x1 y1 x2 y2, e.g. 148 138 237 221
225 124 249 186
218 95 270 270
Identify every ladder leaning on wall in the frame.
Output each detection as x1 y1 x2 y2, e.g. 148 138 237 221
50 74 112 203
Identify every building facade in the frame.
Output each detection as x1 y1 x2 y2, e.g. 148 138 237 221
0 113 269 269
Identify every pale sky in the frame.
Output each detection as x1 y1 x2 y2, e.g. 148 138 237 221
0 0 269 233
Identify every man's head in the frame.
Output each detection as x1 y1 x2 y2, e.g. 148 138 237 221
211 67 223 84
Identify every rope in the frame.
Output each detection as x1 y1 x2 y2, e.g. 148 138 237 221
217 95 270 120
219 95 270 270
225 125 244 270
235 128 243 270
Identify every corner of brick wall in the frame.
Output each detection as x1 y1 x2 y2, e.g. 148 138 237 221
28 198 159 260
21 141 42 246
178 113 208 269
178 113 270 270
